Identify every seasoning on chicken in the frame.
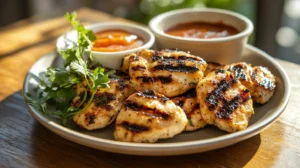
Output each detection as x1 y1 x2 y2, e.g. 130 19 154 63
72 74 135 130
121 49 207 97
250 66 276 104
114 90 187 143
172 89 207 131
196 69 254 132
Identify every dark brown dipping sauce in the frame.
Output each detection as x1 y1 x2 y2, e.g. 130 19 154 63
165 22 239 39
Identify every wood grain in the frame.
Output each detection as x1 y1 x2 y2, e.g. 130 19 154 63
1 8 300 168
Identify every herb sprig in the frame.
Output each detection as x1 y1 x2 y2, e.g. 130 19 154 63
26 12 110 126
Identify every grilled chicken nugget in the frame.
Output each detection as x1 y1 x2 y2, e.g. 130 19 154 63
114 90 187 143
251 66 276 104
72 74 135 130
196 69 254 132
121 49 207 97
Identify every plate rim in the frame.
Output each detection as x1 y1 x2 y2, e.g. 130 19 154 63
22 44 290 155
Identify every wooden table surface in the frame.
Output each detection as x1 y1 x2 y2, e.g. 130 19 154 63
1 8 300 168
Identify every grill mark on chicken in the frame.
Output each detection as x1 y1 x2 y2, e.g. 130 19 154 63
227 65 246 80
151 55 202 62
152 64 199 73
184 103 200 119
137 90 156 98
125 100 171 120
121 55 140 70
108 74 128 90
172 89 197 107
120 121 150 133
177 88 197 98
252 71 276 90
171 89 199 119
114 70 131 81
136 76 153 83
94 93 116 107
216 89 251 119
173 99 199 119
156 76 173 84
86 114 96 125
205 77 237 110
260 79 275 90
113 79 127 90
136 90 169 102
117 81 127 90
131 65 146 71
136 75 173 84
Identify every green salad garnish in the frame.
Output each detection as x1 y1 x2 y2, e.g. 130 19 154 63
25 12 110 126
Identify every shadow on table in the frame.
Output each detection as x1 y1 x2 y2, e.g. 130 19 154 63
0 91 280 168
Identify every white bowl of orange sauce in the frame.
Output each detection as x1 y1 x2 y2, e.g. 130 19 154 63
149 8 253 64
57 22 155 69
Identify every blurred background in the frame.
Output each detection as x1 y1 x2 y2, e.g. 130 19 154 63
1 0 299 64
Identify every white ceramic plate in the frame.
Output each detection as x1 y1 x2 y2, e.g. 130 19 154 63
23 45 290 156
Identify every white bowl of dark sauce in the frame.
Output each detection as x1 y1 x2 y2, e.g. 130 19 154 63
149 8 253 64
57 22 155 69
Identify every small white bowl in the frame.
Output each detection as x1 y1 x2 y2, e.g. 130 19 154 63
56 22 155 69
149 8 253 64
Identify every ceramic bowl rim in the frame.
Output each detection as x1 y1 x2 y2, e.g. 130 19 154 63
56 22 155 55
149 8 254 43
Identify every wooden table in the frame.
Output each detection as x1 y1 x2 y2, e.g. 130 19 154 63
1 8 300 168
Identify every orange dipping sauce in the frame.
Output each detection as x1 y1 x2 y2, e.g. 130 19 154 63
165 22 239 39
92 30 144 52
